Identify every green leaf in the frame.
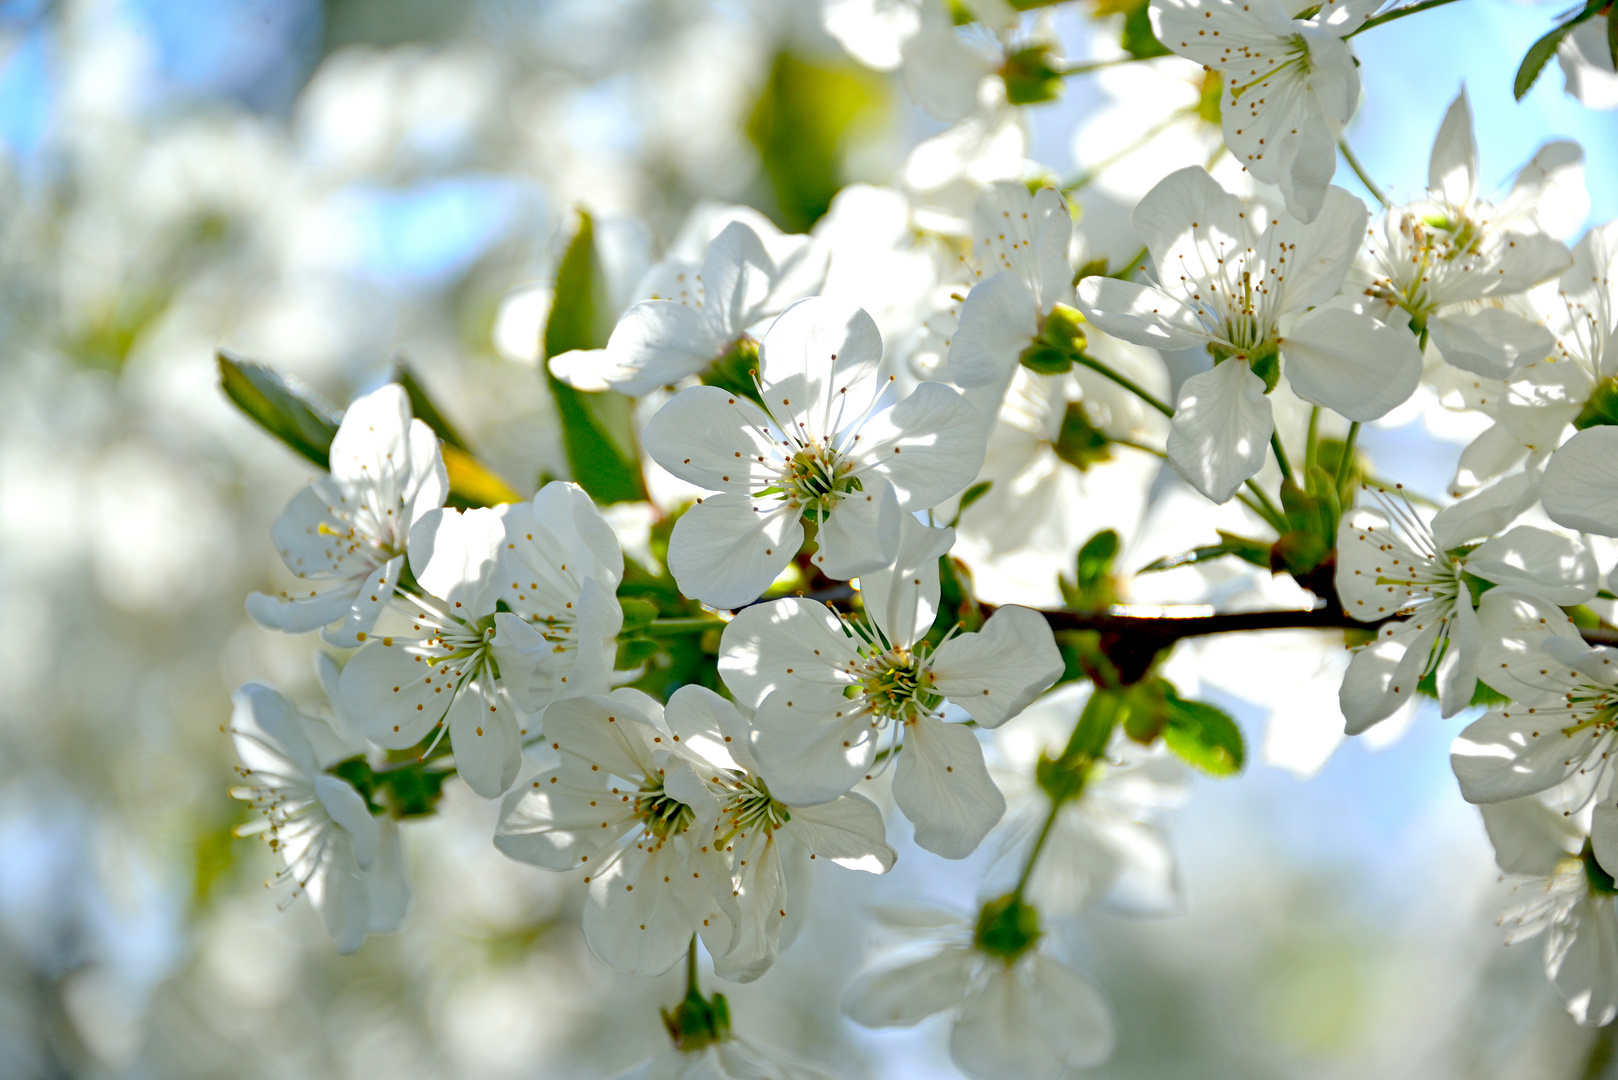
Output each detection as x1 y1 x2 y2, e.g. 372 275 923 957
1161 687 1245 775
1077 529 1120 594
543 210 649 505
218 350 340 468
1120 0 1171 58
957 480 993 516
1516 23 1575 99
1139 531 1270 573
746 52 887 231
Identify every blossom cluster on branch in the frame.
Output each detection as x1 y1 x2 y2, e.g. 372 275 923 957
217 0 1618 1075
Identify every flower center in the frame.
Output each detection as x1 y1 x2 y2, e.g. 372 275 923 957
853 648 940 724
778 443 861 521
635 779 696 842
719 774 790 846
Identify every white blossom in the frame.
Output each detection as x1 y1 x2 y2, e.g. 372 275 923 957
247 383 446 645
1077 166 1420 502
1357 91 1579 378
643 297 986 608
1149 0 1375 222
1482 797 1618 1027
229 682 408 954
339 484 623 799
494 689 738 976
1451 592 1618 816
552 219 825 396
662 685 895 983
1336 481 1596 731
721 516 1062 858
615 1039 837 1080
840 907 1115 1080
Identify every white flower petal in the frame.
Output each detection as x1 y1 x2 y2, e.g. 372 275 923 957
948 271 1040 389
446 677 522 798
852 382 988 510
1074 277 1206 351
666 495 803 609
1549 892 1618 1027
1428 89 1478 208
1451 709 1600 804
758 297 884 443
857 515 955 650
1479 798 1583 878
1428 309 1554 379
750 690 876 805
719 597 860 709
1281 306 1422 421
1164 359 1273 504
893 716 1004 859
494 767 631 870
340 636 450 749
812 476 902 582
1339 623 1433 735
407 506 507 615
929 605 1064 728
322 554 404 648
643 387 780 495
599 300 721 396
841 945 976 1027
314 774 380 870
950 956 1116 1080
1543 427 1618 536
786 792 896 873
1466 527 1599 604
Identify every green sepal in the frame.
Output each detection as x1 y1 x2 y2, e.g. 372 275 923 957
1120 677 1169 744
973 892 1043 962
701 337 764 406
951 480 994 527
544 210 650 505
662 986 733 1053
1585 840 1618 895
1001 44 1065 106
1574 375 1618 429
1020 303 1088 375
1060 528 1121 609
1160 685 1245 776
1052 402 1114 472
218 350 340 469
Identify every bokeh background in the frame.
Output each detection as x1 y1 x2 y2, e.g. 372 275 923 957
3 0 1618 1077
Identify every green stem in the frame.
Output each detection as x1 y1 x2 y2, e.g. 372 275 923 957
1349 0 1467 36
1056 55 1142 76
1112 436 1167 459
1114 245 1151 280
1012 800 1064 901
1270 431 1296 487
1244 480 1289 534
1072 352 1174 417
1304 406 1320 474
1335 421 1361 487
649 617 728 634
1337 138 1390 209
686 934 700 997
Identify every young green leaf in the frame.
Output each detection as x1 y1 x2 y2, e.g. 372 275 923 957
543 210 649 505
218 350 340 469
1161 687 1245 776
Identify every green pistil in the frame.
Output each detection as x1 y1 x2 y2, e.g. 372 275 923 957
636 781 696 842
1583 840 1618 896
859 653 941 722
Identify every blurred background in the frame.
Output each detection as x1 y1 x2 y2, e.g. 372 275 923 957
3 0 1618 1077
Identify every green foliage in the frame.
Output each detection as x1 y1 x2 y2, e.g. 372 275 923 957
1120 0 1172 58
329 755 449 819
544 210 650 505
1160 685 1245 775
1514 0 1610 100
951 480 994 527
218 350 341 469
614 510 727 700
746 52 887 232
1060 529 1121 611
1139 531 1271 574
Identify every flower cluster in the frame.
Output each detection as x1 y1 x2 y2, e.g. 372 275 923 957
213 2 1618 1075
